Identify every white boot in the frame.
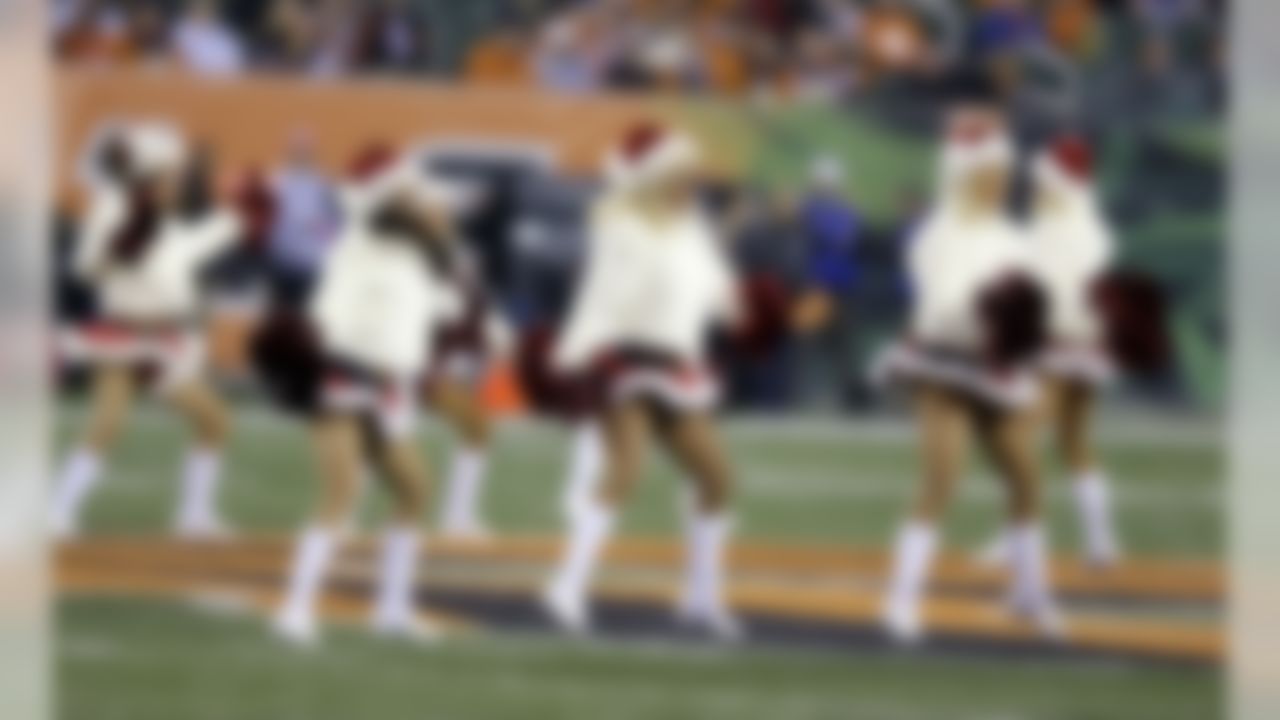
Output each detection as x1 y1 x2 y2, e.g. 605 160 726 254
174 448 232 540
50 448 104 539
542 500 614 634
1006 523 1066 639
439 448 491 540
676 507 742 642
370 526 439 643
541 577 590 636
560 423 604 521
273 526 337 646
1072 471 1121 568
881 521 938 644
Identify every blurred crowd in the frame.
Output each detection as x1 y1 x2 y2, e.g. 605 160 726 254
55 0 1225 113
469 0 1224 110
54 0 432 76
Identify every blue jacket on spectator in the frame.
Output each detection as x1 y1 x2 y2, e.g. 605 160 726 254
800 193 861 295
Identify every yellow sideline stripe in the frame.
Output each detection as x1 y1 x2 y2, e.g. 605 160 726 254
58 564 473 632
60 533 1223 601
57 538 1221 663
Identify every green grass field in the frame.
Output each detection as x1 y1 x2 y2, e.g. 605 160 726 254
57 404 1224 719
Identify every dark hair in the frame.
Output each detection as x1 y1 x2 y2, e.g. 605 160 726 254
107 143 216 265
106 184 162 266
369 198 456 277
94 134 135 185
176 145 215 219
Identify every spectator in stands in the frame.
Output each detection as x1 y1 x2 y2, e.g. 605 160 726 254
793 155 867 408
266 131 339 307
1134 0 1209 32
307 0 366 77
465 25 533 86
1043 0 1102 59
790 28 862 104
604 5 704 91
50 0 1225 124
56 0 176 68
124 1 172 62
55 0 136 66
968 0 1044 99
726 189 806 409
800 157 861 303
533 16 606 93
260 0 325 71
691 12 754 96
815 0 864 37
971 0 1041 57
351 0 430 73
858 0 933 76
1131 0 1215 109
170 0 246 76
742 0 821 48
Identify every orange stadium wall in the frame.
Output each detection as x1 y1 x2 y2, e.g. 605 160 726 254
54 68 690 210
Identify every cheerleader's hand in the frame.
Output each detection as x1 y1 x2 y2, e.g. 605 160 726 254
791 289 835 335
484 312 517 363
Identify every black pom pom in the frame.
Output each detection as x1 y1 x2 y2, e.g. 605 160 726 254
514 324 601 419
977 271 1049 368
730 274 791 357
232 171 276 253
107 188 161 266
249 311 325 416
1091 269 1172 376
176 145 215 219
95 133 134 184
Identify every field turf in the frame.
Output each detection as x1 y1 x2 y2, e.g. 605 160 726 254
56 405 1223 719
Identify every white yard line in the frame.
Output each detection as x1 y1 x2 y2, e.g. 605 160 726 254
55 404 1221 513
738 470 1221 510
57 403 1221 448
722 415 1221 449
73 461 1220 514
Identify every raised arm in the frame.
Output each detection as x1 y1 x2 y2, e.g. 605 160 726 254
186 209 245 266
72 192 127 281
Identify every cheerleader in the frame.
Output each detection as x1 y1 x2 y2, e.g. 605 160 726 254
974 135 1126 570
873 106 1063 642
267 146 462 645
540 123 743 640
430 248 514 540
51 121 240 539
1029 135 1121 566
514 324 610 536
